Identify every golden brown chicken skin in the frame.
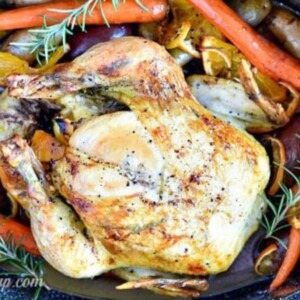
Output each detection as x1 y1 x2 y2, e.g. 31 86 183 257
2 37 270 278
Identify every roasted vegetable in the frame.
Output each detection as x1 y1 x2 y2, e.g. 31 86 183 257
0 9 8 40
270 227 300 291
226 0 272 26
239 59 289 127
67 25 134 60
189 67 299 132
254 230 289 276
277 116 300 187
31 130 65 162
1 30 36 64
266 8 300 60
115 267 208 297
169 48 193 66
201 36 243 79
0 29 61 65
188 73 293 132
157 0 224 57
187 75 276 131
0 215 39 255
253 71 287 103
0 0 168 31
254 243 279 276
53 118 74 146
187 0 300 90
0 52 29 85
202 42 299 131
117 278 208 297
0 46 67 86
201 36 288 102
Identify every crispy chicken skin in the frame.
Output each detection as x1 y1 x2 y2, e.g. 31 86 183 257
0 136 111 277
2 37 270 277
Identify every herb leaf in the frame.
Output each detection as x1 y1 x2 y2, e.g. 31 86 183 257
0 234 47 299
262 164 300 243
11 0 146 64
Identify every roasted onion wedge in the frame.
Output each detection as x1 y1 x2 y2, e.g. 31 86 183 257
261 136 286 196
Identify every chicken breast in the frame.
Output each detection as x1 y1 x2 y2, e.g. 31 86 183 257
3 37 270 277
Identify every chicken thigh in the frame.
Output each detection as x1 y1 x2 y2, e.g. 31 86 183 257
2 37 270 278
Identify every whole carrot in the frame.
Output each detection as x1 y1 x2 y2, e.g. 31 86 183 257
187 0 300 90
0 215 40 256
0 0 168 31
270 227 300 291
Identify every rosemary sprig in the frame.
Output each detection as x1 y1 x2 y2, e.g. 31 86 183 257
0 234 47 300
11 0 147 64
261 165 300 247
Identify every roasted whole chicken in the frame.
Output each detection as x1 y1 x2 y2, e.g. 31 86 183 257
0 37 270 284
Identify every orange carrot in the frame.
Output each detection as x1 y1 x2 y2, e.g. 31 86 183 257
287 185 300 229
187 0 300 90
292 183 300 196
0 215 40 256
0 0 167 31
270 227 300 291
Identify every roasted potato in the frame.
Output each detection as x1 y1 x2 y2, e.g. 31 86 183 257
67 25 134 60
1 30 40 64
277 115 300 187
226 0 272 26
266 8 300 60
1 29 61 65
